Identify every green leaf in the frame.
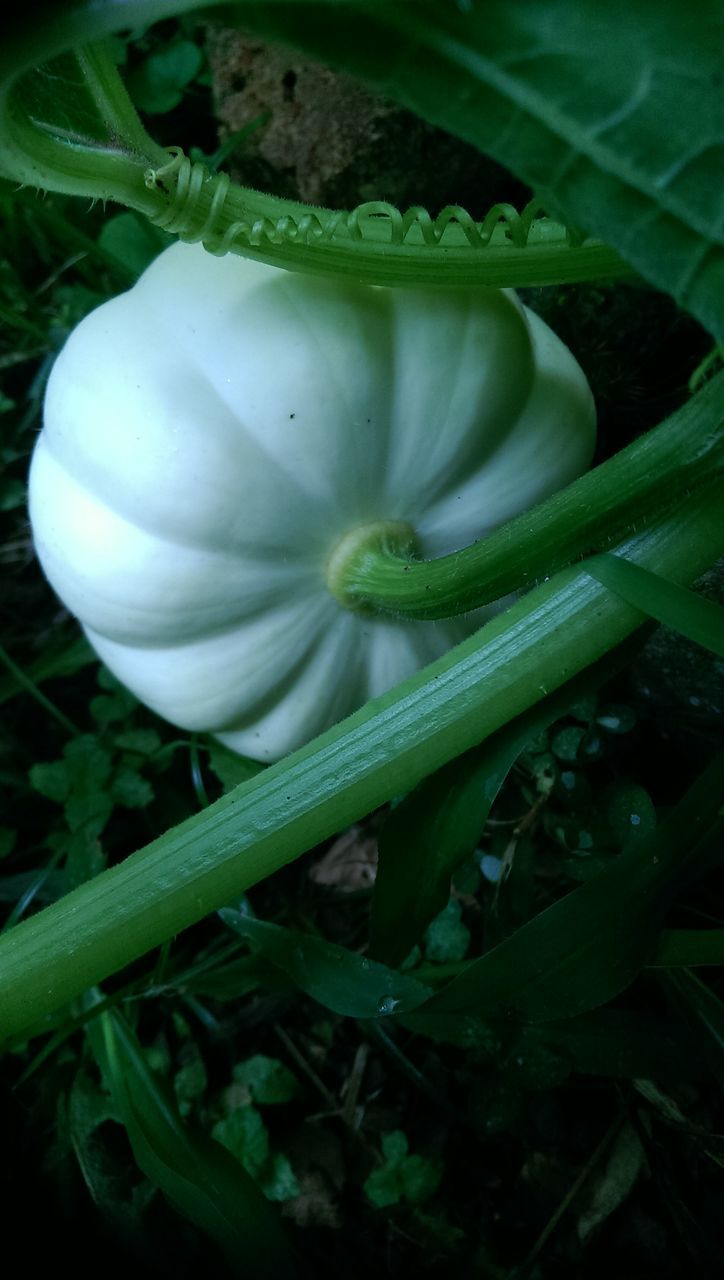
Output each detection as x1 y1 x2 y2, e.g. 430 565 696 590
212 1104 300 1203
212 1104 270 1180
606 782 657 851
88 1008 294 1278
551 726 586 763
232 1055 300 1105
63 737 114 830
125 39 203 115
244 0 724 337
67 1070 147 1235
91 684 137 725
540 1009 709 1081
585 555 724 657
206 742 266 794
220 911 432 1019
420 754 724 1023
381 1131 408 1165
260 1153 300 1204
31 734 114 837
423 900 470 965
399 1153 444 1205
53 825 106 886
0 30 165 197
364 1165 403 1210
111 769 154 809
370 716 532 967
173 1048 207 1113
364 1130 442 1208
98 211 172 276
180 953 288 1002
30 759 71 804
114 729 163 756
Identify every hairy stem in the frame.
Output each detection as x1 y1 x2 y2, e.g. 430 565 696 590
1 14 632 290
329 371 724 619
141 147 632 288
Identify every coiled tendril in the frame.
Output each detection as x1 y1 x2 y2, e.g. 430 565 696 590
144 146 589 258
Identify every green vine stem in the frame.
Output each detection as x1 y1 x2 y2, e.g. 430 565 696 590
1 481 722 1046
327 371 724 619
1 13 632 289
139 146 633 288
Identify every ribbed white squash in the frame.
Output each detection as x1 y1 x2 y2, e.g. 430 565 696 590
29 241 595 760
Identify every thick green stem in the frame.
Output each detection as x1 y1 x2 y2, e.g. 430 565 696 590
326 521 420 610
1 14 632 289
140 148 632 288
1 484 722 1046
330 371 724 619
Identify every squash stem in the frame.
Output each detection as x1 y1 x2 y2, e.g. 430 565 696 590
326 521 420 612
329 371 724 620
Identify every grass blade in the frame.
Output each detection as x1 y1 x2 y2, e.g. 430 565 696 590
87 1006 295 1278
585 555 724 657
369 729 526 968
220 911 431 1019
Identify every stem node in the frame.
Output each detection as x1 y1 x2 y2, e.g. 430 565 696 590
326 521 420 614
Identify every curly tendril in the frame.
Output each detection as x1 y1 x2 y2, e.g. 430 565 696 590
144 147 590 258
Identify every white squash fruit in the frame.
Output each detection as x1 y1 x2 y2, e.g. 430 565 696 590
29 241 596 760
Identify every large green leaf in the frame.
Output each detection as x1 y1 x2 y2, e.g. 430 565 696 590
0 32 167 195
241 0 724 338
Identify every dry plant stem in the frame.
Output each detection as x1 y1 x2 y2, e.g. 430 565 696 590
0 484 721 1046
